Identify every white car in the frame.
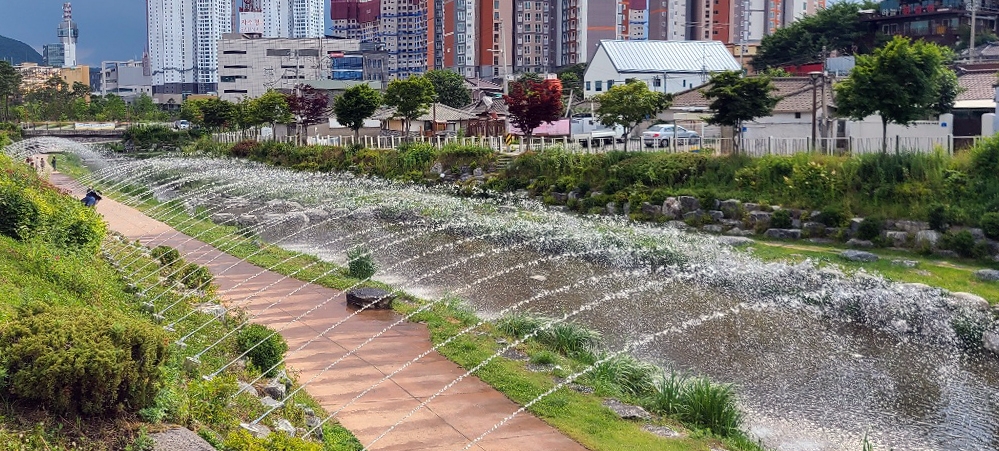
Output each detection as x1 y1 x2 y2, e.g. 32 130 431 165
174 120 191 130
642 124 700 147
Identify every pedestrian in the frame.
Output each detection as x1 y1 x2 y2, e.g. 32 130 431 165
51 156 57 171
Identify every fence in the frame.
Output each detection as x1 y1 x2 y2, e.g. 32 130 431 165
211 130 986 156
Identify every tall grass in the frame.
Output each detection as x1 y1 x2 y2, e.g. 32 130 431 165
676 377 743 437
346 246 376 279
583 354 658 397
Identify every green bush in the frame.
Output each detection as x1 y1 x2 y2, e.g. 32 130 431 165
928 204 949 231
236 324 288 377
981 212 999 240
678 378 743 437
856 217 884 241
816 207 846 227
177 262 214 290
496 313 545 338
584 354 657 397
347 246 377 280
643 370 687 416
770 209 793 229
943 230 977 258
151 245 182 267
535 322 602 357
0 304 168 415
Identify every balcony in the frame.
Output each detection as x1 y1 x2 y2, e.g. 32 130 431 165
870 0 999 17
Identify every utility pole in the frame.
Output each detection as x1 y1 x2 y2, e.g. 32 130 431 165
740 0 750 70
971 0 979 62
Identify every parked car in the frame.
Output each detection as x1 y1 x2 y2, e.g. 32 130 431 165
642 124 700 147
174 120 191 130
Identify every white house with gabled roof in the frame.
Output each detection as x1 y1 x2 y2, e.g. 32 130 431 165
582 40 742 98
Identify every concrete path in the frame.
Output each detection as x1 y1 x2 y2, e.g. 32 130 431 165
50 173 587 451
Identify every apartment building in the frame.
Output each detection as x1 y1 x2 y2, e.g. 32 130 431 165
513 0 556 73
330 0 428 78
433 0 479 77
476 0 515 77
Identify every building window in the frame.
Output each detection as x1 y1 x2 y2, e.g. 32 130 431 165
607 80 614 88
653 77 661 87
586 81 591 90
595 80 602 91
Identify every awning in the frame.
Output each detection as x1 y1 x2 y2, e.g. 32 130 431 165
954 99 996 110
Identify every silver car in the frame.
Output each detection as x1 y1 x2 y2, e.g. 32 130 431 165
642 124 700 147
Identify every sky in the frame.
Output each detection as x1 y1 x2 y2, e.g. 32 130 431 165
0 1 335 66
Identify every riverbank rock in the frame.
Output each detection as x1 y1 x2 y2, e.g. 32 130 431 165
641 202 661 216
916 230 941 248
884 231 909 247
346 287 395 309
719 199 741 218
840 250 879 262
724 227 754 237
603 399 651 421
241 423 271 439
717 236 754 247
264 381 287 400
151 427 217 451
802 222 826 238
950 292 991 311
892 220 930 233
707 210 725 221
974 269 999 282
643 425 682 438
678 196 700 212
846 239 874 248
662 198 682 218
890 259 919 268
749 211 772 226
702 224 724 234
764 228 801 240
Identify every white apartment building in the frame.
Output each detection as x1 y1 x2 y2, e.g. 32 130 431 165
257 0 325 38
147 0 196 86
195 0 233 88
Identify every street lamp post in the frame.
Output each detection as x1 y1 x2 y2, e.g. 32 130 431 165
809 71 822 151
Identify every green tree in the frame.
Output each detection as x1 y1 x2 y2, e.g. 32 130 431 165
557 63 587 102
0 61 22 122
383 76 436 139
131 93 160 121
245 90 292 129
425 69 472 108
594 79 671 151
956 24 999 51
333 84 382 141
753 2 877 70
181 97 237 130
102 94 128 121
835 36 957 152
701 71 779 154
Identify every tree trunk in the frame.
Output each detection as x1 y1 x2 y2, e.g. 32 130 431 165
623 127 630 152
881 118 888 154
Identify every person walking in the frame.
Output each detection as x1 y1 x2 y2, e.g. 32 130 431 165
50 156 57 171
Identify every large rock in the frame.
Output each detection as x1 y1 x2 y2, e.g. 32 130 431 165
724 227 754 237
849 217 864 233
743 203 761 212
802 222 826 238
237 381 258 397
643 424 682 438
884 231 909 247
846 239 874 248
678 195 700 213
274 419 296 436
150 427 217 451
748 211 772 226
840 250 879 262
210 213 237 225
260 396 282 408
240 423 271 439
304 208 331 223
662 197 682 218
915 230 941 248
603 399 651 421
717 236 754 247
683 210 706 222
707 210 724 222
764 228 801 240
893 220 930 233
719 199 742 219
606 202 618 215
702 224 724 234
346 287 396 309
890 259 919 268
974 269 999 282
640 202 662 216
983 331 999 354
264 381 287 400
950 292 990 311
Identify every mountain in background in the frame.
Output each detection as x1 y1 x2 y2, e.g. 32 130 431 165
0 35 43 65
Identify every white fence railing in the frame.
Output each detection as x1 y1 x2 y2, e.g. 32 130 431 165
211 130 983 156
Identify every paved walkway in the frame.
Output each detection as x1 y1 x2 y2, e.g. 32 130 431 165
50 173 587 451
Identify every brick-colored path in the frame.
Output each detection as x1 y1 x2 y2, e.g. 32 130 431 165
51 173 587 451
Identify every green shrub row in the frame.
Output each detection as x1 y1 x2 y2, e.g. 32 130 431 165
0 154 106 253
151 244 216 291
122 125 205 152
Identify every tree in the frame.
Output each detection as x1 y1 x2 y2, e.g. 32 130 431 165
557 63 586 102
503 78 563 149
753 2 877 70
595 80 671 151
181 97 237 130
383 76 436 139
286 84 331 143
425 70 472 108
245 90 292 129
131 93 160 121
333 84 382 141
956 24 999 51
0 61 22 122
701 71 779 154
835 36 957 153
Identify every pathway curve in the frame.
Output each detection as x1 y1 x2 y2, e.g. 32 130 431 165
50 172 587 451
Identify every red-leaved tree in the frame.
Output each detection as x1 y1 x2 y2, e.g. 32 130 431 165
285 84 331 144
503 79 563 150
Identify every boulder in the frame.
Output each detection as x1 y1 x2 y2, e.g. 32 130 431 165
748 211 772 225
893 220 929 233
802 222 826 238
915 230 941 248
552 192 569 203
210 213 237 225
950 292 990 311
306 415 322 430
431 162 444 174
623 202 631 216
884 231 909 247
260 396 282 408
846 239 874 248
764 228 802 240
346 287 396 309
567 191 579 201
640 202 662 216
702 224 724 234
662 197 682 218
707 210 725 222
274 419 296 436
719 219 743 228
983 331 999 354
890 259 919 268
643 425 682 438
603 399 651 421
719 199 742 218
744 202 761 212
237 214 258 227
849 217 864 233
667 220 688 230
473 167 484 177
678 195 700 213
240 422 271 439
303 208 330 223
724 227 754 237
195 303 227 318
683 210 705 222
150 427 217 451
974 269 999 282
237 381 258 397
264 381 287 400
840 250 879 262
606 202 617 215
826 227 847 239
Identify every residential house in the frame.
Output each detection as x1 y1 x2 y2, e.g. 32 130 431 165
860 0 998 48
464 96 508 136
372 103 476 137
581 40 742 98
952 66 998 143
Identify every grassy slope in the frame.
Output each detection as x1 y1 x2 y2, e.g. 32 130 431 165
746 239 999 303
59 156 758 451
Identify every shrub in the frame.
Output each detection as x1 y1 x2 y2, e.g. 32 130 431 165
644 370 688 416
928 204 949 231
346 246 377 280
496 313 545 338
942 230 976 258
816 207 846 227
0 304 168 415
856 217 884 241
770 209 793 229
678 378 743 437
229 140 260 158
151 245 182 267
584 354 657 397
236 324 288 377
178 262 215 290
981 212 999 240
535 322 602 357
